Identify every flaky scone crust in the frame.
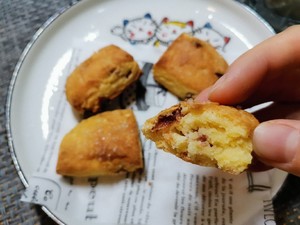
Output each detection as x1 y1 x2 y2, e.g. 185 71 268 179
142 101 259 174
153 33 228 99
56 109 143 177
66 45 142 114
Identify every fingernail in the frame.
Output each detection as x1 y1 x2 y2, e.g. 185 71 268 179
209 74 228 96
253 122 300 163
194 87 212 103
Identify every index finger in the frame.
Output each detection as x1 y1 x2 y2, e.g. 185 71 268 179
207 25 300 105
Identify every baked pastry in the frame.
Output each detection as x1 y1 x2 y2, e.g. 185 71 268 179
56 109 143 177
65 45 142 114
142 101 259 174
153 33 228 99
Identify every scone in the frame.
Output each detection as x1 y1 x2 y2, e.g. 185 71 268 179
153 33 228 99
66 45 142 114
142 101 259 174
56 109 143 177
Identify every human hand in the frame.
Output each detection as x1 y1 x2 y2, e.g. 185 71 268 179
195 25 300 176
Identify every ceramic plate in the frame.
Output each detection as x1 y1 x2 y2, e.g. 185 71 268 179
7 0 287 224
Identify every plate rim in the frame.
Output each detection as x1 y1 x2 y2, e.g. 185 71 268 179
5 0 285 224
5 1 82 225
5 0 80 189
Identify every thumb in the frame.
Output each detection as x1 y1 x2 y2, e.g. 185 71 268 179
253 120 300 176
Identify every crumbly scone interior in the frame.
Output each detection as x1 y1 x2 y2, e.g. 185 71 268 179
145 103 255 175
174 111 252 174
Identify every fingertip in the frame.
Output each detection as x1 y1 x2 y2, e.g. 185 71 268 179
207 75 227 100
194 87 213 103
253 121 300 176
195 75 232 104
253 122 299 163
205 73 244 105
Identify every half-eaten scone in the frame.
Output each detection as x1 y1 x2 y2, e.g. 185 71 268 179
65 45 142 114
56 109 143 177
142 101 259 174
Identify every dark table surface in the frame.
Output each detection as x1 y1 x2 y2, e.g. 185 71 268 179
1 0 300 224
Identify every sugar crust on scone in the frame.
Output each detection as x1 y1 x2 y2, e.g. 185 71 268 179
56 109 143 177
65 45 142 114
153 33 228 99
142 101 259 174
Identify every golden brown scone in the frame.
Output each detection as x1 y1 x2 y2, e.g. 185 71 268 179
142 101 259 175
56 109 143 177
65 45 142 114
153 33 228 99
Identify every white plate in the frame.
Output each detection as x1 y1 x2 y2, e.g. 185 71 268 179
6 0 287 224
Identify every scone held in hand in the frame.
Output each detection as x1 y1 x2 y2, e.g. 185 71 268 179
56 109 143 177
142 101 259 174
66 45 142 114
